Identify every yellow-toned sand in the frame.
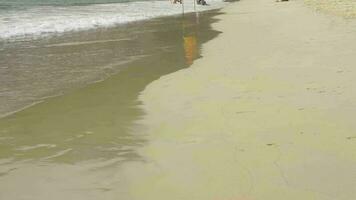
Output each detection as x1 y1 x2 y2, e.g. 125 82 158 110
305 0 356 18
119 0 356 199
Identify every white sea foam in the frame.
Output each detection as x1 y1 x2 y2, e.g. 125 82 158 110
0 0 226 40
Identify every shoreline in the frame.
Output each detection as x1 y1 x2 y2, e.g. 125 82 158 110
0 9 225 199
123 0 356 199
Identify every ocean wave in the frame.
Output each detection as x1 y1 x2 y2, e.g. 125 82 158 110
0 0 226 40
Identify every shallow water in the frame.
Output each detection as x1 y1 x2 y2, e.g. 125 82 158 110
0 0 226 117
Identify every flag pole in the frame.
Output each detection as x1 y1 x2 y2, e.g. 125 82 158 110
193 0 196 12
182 0 184 15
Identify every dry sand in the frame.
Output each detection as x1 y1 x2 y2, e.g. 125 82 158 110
305 0 356 18
121 0 356 199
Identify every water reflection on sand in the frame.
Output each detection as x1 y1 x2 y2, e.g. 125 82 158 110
0 11 221 199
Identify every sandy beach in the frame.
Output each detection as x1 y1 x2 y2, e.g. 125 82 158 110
118 0 356 199
1 0 356 199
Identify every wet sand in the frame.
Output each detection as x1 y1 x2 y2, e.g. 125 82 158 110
0 10 220 118
0 11 221 199
117 0 356 199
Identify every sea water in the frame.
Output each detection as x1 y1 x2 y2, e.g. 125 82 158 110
0 0 225 40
